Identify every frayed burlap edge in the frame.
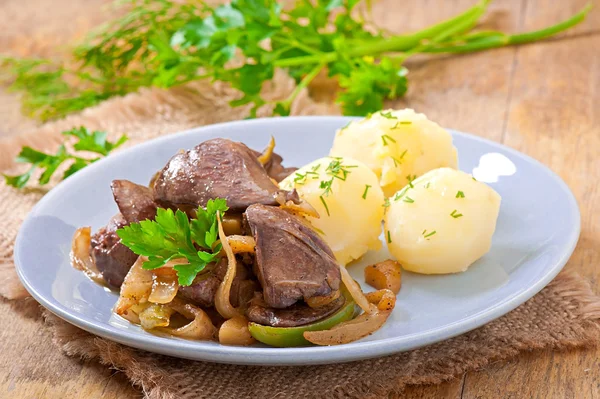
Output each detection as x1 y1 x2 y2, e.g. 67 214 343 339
38 270 600 399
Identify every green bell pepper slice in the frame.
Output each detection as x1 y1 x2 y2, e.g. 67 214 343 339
248 298 357 347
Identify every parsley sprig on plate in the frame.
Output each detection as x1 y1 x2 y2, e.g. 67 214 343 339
0 0 591 121
117 199 229 286
3 127 127 189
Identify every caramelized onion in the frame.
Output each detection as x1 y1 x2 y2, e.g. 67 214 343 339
257 136 275 165
161 301 217 340
139 303 175 330
70 227 104 284
215 212 241 319
303 288 396 346
338 264 372 314
306 289 341 309
115 256 153 315
227 235 256 254
119 303 148 324
148 267 179 304
222 214 243 235
218 315 256 346
279 199 319 218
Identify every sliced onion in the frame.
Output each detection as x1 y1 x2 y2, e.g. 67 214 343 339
119 303 149 324
306 289 341 309
257 136 275 165
148 267 179 304
70 227 104 285
303 288 396 346
279 199 319 218
139 303 175 330
218 315 256 346
115 256 153 315
215 211 242 319
161 301 217 340
227 235 256 254
222 214 243 235
338 264 372 314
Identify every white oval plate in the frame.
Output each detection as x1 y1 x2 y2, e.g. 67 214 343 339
14 117 580 366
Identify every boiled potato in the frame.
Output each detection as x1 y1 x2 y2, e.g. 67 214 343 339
330 109 458 197
384 168 501 274
280 157 384 265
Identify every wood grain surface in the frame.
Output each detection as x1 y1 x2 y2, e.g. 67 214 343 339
1 0 599 398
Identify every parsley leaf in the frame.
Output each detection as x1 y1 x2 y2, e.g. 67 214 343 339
0 1 591 120
3 127 127 189
117 199 229 286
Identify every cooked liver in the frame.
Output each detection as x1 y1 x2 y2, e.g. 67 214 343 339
245 204 341 309
179 258 256 308
246 295 345 327
153 138 294 212
90 214 139 288
111 179 157 224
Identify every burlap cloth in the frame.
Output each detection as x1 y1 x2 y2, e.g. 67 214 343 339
1 72 600 398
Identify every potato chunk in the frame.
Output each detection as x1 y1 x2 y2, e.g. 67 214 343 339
364 260 402 294
384 168 501 274
330 109 458 197
280 157 384 265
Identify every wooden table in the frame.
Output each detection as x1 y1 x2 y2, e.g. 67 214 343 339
1 0 599 397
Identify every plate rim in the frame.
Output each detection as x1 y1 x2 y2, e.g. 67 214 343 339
14 116 581 366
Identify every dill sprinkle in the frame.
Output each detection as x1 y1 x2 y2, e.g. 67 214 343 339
362 184 371 199
423 230 436 238
319 195 330 216
380 111 397 119
450 209 463 218
391 156 401 167
456 191 465 198
391 121 412 129
387 230 392 243
403 196 414 203
399 149 407 159
393 186 409 201
381 134 396 146
406 174 416 188
425 182 431 189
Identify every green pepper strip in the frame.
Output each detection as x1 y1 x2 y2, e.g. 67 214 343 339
248 297 357 347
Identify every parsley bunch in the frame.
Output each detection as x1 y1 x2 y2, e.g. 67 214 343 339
3 127 128 188
0 0 592 120
117 199 229 286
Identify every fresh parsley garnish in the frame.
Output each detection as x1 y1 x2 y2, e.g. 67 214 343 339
3 126 127 189
117 199 229 286
0 2 591 120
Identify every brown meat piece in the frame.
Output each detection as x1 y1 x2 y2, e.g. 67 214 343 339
251 149 297 182
245 204 341 309
111 180 157 224
246 294 345 327
91 214 139 288
153 138 295 212
179 258 256 308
